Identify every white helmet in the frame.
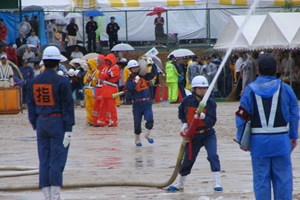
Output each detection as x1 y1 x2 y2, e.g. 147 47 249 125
191 75 209 88
57 70 64 76
127 59 139 69
68 69 75 76
42 46 61 60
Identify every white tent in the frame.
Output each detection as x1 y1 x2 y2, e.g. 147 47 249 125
214 15 266 50
251 12 300 50
214 12 300 51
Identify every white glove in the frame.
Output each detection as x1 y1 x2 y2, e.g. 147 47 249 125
63 132 72 148
181 123 188 133
194 112 206 119
78 89 83 93
134 75 140 83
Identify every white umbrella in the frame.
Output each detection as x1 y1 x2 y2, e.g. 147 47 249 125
168 49 194 58
111 43 134 52
45 13 64 21
82 53 99 60
65 13 82 19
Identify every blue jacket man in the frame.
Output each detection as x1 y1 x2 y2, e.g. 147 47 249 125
235 53 299 200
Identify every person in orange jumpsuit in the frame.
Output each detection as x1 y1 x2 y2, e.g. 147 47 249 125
97 53 120 127
83 58 99 126
92 55 106 126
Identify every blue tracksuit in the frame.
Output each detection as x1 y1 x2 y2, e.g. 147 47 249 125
236 76 299 200
27 68 75 188
126 64 158 134
178 94 220 176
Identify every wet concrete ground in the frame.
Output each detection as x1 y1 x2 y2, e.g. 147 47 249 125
1 102 300 200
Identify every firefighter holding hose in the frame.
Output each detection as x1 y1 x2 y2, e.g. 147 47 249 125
167 75 223 192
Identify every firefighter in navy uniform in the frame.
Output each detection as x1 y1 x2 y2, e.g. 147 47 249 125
27 46 75 200
125 59 158 146
167 75 223 192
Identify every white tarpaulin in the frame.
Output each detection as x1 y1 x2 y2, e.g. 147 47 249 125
214 12 300 51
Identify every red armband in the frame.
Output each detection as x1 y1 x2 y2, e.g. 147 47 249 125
235 106 250 120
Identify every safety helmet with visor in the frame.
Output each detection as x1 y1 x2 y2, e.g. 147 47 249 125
191 75 209 88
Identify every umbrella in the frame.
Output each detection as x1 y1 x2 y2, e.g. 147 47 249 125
44 13 64 21
168 49 195 58
65 13 82 19
66 45 87 55
27 57 41 64
111 43 134 52
146 7 166 16
84 10 105 17
22 5 44 12
60 55 68 62
82 53 99 60
105 15 124 26
40 43 66 53
16 44 38 57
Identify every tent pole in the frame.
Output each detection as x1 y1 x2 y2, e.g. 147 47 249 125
19 0 22 22
166 10 169 50
125 11 128 43
82 11 85 48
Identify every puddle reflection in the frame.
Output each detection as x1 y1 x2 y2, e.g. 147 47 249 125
134 147 155 169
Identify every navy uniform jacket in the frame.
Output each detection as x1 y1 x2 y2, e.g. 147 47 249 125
27 68 75 131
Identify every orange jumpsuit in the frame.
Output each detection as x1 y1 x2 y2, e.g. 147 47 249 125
97 53 120 127
83 58 99 125
92 55 106 125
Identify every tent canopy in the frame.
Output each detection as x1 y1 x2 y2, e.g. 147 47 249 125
214 12 300 51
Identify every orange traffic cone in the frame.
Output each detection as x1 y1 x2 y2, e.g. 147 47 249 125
178 89 183 102
162 84 168 101
155 85 161 102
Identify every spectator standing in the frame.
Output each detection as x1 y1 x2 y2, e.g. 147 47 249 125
106 16 120 50
66 18 78 46
188 55 202 85
235 54 298 200
0 18 8 41
31 15 39 37
16 32 27 48
27 29 40 49
165 54 180 103
85 17 98 53
47 19 57 43
154 12 164 47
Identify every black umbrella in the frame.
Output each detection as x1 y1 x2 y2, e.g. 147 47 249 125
22 5 44 12
66 45 87 55
27 57 41 64
40 43 66 53
16 44 38 57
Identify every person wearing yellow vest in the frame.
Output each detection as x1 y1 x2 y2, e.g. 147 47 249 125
123 65 132 104
165 54 180 103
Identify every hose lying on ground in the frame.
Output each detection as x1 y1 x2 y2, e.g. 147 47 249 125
0 140 188 191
